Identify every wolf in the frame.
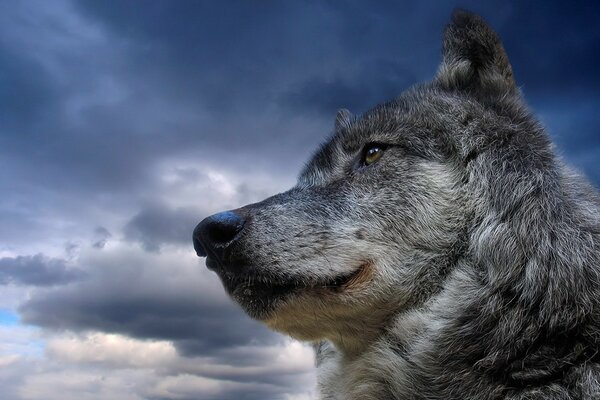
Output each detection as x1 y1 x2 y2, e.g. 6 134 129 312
193 10 600 399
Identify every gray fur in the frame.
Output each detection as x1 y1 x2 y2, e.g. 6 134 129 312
196 10 600 399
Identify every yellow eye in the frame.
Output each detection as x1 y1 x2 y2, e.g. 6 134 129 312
363 146 384 165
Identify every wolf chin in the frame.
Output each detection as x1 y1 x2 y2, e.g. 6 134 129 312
193 10 600 399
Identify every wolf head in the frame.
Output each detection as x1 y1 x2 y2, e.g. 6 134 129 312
193 11 579 349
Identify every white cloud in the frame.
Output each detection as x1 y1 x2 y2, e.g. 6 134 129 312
0 354 21 367
46 332 178 368
148 374 263 399
0 330 316 400
154 158 295 212
45 331 317 384
18 368 148 400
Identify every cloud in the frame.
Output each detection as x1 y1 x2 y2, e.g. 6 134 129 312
12 239 316 399
4 0 594 262
0 330 315 400
0 254 86 286
91 226 112 249
18 243 281 356
46 332 177 368
120 163 298 253
13 240 319 400
18 367 150 400
123 204 200 252
279 60 417 116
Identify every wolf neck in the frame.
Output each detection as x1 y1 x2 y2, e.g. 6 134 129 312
466 154 600 333
415 155 600 387
326 309 398 358
326 162 600 396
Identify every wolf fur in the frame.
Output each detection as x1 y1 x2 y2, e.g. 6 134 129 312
194 10 600 399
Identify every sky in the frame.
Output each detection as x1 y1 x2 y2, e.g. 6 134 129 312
0 1 598 399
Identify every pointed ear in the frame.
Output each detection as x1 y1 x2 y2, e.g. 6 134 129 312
436 10 516 95
334 108 353 132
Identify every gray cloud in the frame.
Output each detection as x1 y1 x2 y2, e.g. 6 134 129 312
0 254 86 287
21 290 279 357
1 0 596 252
18 247 281 358
92 226 112 249
280 59 417 116
123 204 200 252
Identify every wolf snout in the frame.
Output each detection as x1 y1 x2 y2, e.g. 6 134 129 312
192 211 245 261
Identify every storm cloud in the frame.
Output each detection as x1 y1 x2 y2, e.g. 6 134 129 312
0 0 598 399
0 255 85 286
19 245 281 356
123 204 201 252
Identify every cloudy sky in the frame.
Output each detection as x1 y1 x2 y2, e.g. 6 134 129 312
0 1 598 399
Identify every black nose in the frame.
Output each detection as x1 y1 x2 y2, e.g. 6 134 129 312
193 211 245 259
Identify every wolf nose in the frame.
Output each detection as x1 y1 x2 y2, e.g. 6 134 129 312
193 211 245 259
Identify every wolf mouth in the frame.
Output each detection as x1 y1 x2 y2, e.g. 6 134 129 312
217 261 373 301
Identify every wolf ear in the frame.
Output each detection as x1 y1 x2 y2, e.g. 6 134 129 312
436 10 516 95
335 108 353 132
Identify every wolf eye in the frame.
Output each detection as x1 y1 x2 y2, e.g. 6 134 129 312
362 145 384 166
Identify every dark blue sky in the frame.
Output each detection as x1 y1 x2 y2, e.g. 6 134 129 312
0 1 598 399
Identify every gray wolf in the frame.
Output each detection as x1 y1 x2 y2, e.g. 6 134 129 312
193 10 600 399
